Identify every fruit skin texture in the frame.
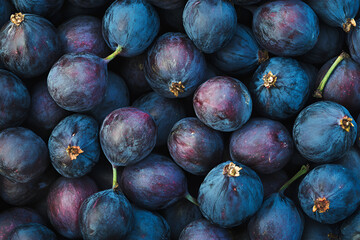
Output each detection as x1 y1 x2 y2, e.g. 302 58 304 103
100 107 157 166
168 117 224 175
293 101 357 163
211 24 268 75
58 15 110 58
0 14 61 79
183 0 237 54
90 71 130 124
248 193 304 240
315 56 360 115
145 32 206 98
0 208 45 240
341 208 360 240
0 127 48 183
7 223 56 240
304 0 360 30
0 0 14 28
298 164 360 224
26 81 69 132
47 176 98 239
193 76 252 132
179 219 233 240
302 218 339 240
198 161 264 228
252 0 319 56
0 69 30 131
11 0 64 17
121 154 188 210
79 189 134 240
48 114 100 178
102 0 160 57
124 206 170 240
336 147 360 181
133 91 186 146
230 118 293 174
348 20 360 65
249 57 310 120
47 52 107 112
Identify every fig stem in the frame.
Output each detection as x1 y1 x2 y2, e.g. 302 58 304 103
104 45 122 63
112 165 119 190
314 52 349 98
185 193 199 206
279 165 309 194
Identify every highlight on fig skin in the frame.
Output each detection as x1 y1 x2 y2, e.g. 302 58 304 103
66 145 84 160
340 116 354 132
313 197 330 213
223 162 242 177
10 12 25 26
170 81 185 97
262 71 277 88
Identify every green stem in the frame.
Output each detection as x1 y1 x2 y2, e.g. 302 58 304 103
104 45 122 63
112 165 118 190
313 52 349 98
279 165 309 194
185 193 199 207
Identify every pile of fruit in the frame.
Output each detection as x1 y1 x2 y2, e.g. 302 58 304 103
1 0 360 239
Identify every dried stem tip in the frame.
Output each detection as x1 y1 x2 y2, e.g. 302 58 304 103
340 116 354 132
170 81 185 97
343 18 356 32
223 162 242 177
313 197 330 213
11 13 25 26
263 71 277 88
66 145 84 160
258 50 269 64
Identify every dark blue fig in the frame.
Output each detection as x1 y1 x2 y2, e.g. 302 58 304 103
252 0 319 56
11 0 64 17
248 166 308 240
303 218 340 240
147 0 185 9
0 13 61 79
298 164 360 224
293 101 357 163
0 69 30 130
300 22 344 65
90 71 130 124
179 219 233 240
125 206 170 240
0 207 45 240
230 118 293 174
336 147 360 181
7 223 56 240
145 32 207 98
249 57 310 120
341 209 360 240
167 117 224 175
48 114 100 178
58 15 111 58
314 53 360 115
198 161 264 228
68 0 111 8
193 76 252 132
121 154 192 210
348 19 360 65
47 176 98 239
304 0 360 32
161 199 203 240
102 0 160 57
211 24 269 75
259 170 288 198
0 0 14 28
26 81 69 132
47 52 108 112
183 0 237 54
0 127 48 183
100 107 157 167
133 92 186 146
79 189 134 240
